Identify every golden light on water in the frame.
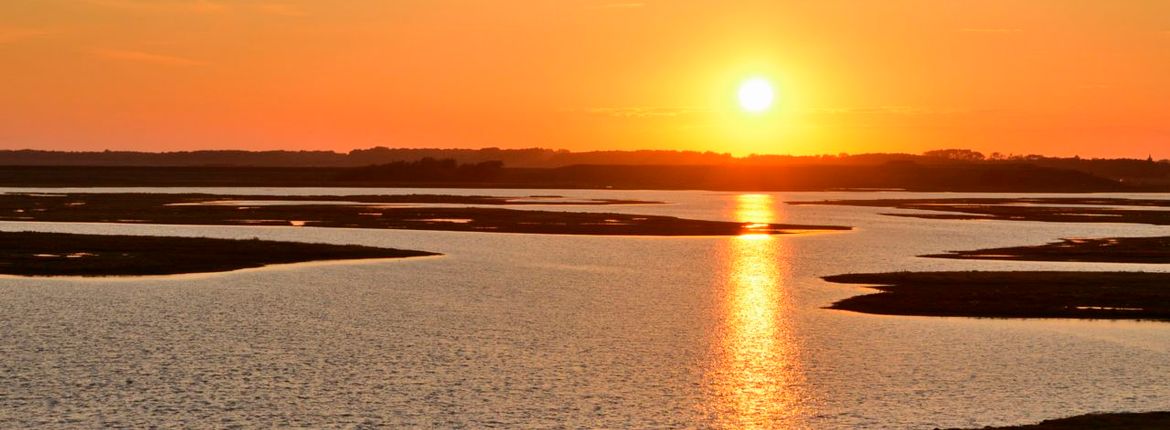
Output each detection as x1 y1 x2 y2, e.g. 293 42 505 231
707 194 805 428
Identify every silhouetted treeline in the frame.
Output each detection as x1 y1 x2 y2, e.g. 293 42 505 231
920 148 1170 188
501 162 1126 192
336 158 504 181
0 148 738 168
1027 158 1170 188
0 160 1133 192
1 147 1167 189
0 147 1014 167
0 149 352 167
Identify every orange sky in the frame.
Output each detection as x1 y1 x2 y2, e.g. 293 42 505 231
2 0 1168 157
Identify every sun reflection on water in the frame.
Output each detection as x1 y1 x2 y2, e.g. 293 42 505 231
706 194 805 428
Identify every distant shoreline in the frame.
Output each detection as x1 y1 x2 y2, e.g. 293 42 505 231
0 163 1153 192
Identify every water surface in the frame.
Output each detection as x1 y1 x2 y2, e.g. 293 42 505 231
1 189 1168 428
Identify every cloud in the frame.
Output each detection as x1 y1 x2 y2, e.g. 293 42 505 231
82 0 228 14
957 28 1021 34
582 106 708 118
802 106 1000 117
91 48 206 67
581 105 1000 120
253 3 307 17
803 106 933 116
0 27 55 44
87 0 227 13
590 3 645 9
83 0 306 16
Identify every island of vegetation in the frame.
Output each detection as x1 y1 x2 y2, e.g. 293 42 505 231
0 231 436 276
925 236 1170 264
947 411 1170 429
822 271 1170 321
791 197 1170 225
0 192 850 236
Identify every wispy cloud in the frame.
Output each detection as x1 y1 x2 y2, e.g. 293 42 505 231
0 27 56 44
582 106 708 118
958 28 1021 34
253 3 308 17
91 48 206 67
590 2 646 9
83 0 228 14
83 0 303 16
804 106 931 115
802 106 1000 116
581 105 997 119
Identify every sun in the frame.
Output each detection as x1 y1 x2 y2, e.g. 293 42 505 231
737 78 774 113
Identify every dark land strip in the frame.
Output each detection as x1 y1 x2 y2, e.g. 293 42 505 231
0 192 660 206
790 197 1170 225
0 193 850 236
944 411 1170 429
925 236 1170 264
0 231 435 276
0 162 1133 192
822 271 1170 321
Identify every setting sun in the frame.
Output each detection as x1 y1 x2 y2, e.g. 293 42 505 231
737 78 775 113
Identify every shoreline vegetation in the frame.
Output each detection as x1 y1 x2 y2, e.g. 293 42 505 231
0 192 850 236
0 161 1138 192
791 197 1170 225
946 411 1170 429
0 147 1167 190
822 271 1170 321
0 231 436 276
925 236 1170 264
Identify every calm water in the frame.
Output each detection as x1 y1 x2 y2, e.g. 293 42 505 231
1 189 1169 428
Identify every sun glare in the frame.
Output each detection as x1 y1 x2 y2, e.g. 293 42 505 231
737 78 774 113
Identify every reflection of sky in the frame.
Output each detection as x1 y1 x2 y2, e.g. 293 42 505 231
708 194 805 429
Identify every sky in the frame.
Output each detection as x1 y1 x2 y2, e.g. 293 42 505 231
1 0 1168 157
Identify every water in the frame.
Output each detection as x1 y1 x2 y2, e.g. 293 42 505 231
1 189 1169 428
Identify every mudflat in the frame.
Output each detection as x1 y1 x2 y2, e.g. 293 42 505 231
822 271 1170 321
0 192 850 236
925 236 1170 264
0 231 436 276
790 197 1170 225
946 411 1170 429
